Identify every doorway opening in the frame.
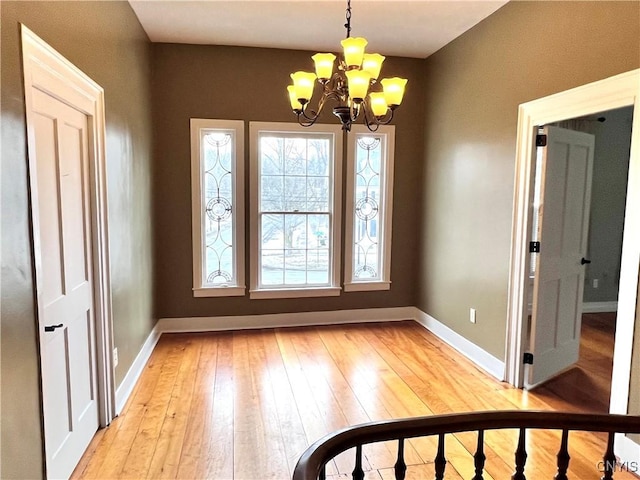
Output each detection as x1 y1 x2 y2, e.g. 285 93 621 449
504 70 639 442
523 107 633 411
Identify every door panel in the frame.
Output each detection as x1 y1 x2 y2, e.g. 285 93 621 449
32 87 99 479
528 126 595 388
35 113 65 305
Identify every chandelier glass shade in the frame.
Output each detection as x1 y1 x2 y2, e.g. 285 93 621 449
287 0 407 132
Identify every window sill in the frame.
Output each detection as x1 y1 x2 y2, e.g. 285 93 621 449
343 281 391 292
193 286 246 298
249 287 342 300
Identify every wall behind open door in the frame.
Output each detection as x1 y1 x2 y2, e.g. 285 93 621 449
1 2 154 478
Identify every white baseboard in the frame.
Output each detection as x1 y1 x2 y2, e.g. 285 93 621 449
116 306 506 412
583 301 618 313
157 306 416 333
615 433 640 471
114 308 413 413
413 308 505 381
115 324 161 414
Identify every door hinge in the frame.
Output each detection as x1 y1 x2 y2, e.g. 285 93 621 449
529 241 541 253
536 134 547 147
523 352 534 365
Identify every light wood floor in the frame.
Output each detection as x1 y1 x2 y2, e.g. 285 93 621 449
73 314 636 479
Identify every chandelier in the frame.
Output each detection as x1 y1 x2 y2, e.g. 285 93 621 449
287 0 407 132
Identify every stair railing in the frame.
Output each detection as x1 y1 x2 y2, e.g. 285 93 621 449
292 410 640 480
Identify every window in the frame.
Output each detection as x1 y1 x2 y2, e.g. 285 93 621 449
344 125 395 291
249 122 343 299
190 119 245 297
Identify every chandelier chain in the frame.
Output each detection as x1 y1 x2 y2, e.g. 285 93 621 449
344 0 352 38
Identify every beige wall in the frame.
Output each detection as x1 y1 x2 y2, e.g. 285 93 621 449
582 106 633 303
418 1 640 359
152 44 424 319
1 2 154 478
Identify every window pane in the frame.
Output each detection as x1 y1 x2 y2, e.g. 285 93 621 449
284 249 307 285
260 136 284 175
307 177 329 211
259 212 331 287
254 127 338 291
261 214 284 286
261 175 284 211
308 139 331 176
203 131 235 285
284 137 307 175
284 176 308 211
353 135 382 280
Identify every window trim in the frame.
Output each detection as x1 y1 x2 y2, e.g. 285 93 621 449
190 118 246 297
344 125 395 292
249 122 343 299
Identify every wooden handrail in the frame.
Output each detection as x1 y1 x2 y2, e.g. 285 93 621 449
292 410 640 480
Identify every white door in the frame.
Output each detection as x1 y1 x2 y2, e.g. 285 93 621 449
32 87 99 479
527 125 595 388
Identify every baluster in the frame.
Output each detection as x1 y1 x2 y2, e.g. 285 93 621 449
511 428 527 480
601 432 616 480
472 429 486 480
352 444 365 480
434 433 447 480
394 438 407 480
554 430 570 480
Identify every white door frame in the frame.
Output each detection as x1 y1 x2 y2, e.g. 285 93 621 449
505 69 640 409
21 25 116 430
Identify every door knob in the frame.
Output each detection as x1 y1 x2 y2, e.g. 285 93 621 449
580 258 591 265
44 323 64 332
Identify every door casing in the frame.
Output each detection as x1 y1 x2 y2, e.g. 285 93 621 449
505 69 640 411
21 23 115 461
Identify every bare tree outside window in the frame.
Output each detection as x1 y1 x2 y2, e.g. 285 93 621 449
258 134 333 286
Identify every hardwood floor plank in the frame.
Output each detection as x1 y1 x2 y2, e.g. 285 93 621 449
197 332 235 480
72 339 174 479
232 331 290 479
317 326 438 467
148 334 207 479
172 334 230 480
262 330 321 475
275 328 346 477
120 337 199 478
291 328 418 471
94 339 185 479
73 316 630 480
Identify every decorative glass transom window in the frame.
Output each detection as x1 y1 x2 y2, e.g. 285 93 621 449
249 122 343 299
190 119 245 297
345 125 395 291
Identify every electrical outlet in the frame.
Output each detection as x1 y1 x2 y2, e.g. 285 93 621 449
113 347 119 367
593 278 599 289
470 308 477 324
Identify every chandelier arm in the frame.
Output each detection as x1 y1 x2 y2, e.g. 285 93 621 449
299 86 345 124
378 107 395 125
361 102 381 132
299 106 321 124
360 101 396 132
297 111 319 127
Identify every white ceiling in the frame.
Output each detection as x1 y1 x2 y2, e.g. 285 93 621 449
129 0 508 59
